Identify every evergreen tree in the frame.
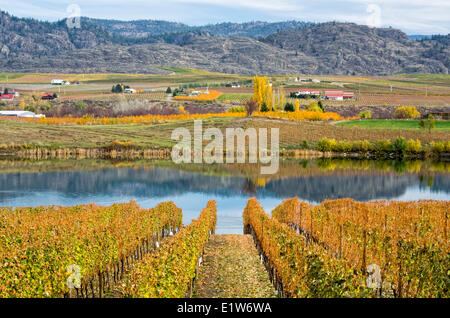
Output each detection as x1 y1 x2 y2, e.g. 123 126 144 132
114 84 123 93
260 102 270 112
318 101 325 112
284 102 295 112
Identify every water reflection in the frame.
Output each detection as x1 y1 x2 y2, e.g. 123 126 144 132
0 159 448 234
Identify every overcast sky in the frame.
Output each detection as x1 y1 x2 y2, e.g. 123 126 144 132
0 0 448 35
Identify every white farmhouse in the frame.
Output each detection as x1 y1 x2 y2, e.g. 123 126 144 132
51 79 65 85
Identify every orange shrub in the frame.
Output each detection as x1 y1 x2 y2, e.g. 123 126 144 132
24 112 246 125
252 110 343 121
174 90 222 101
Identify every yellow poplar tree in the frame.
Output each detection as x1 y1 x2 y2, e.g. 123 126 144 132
253 76 273 111
295 99 300 112
276 86 285 110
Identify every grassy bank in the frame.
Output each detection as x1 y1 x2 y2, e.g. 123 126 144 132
0 117 450 153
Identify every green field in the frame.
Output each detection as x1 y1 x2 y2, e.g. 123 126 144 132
336 119 450 131
217 93 253 102
0 73 26 81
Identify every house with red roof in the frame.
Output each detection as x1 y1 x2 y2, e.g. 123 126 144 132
0 94 15 101
324 90 356 101
343 92 356 100
325 90 344 101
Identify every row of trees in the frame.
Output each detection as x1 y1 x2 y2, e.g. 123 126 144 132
111 84 131 93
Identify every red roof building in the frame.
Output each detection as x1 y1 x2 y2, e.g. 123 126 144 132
325 90 344 95
0 94 15 101
325 91 344 100
324 91 355 100
343 92 356 99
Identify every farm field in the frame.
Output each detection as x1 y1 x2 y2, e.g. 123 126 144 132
337 119 450 131
1 117 449 151
0 69 251 85
216 93 253 103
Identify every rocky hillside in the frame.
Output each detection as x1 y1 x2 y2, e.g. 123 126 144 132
84 18 311 39
261 22 449 74
0 11 118 58
0 11 448 75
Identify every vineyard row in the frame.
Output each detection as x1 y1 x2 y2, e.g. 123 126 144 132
271 198 449 298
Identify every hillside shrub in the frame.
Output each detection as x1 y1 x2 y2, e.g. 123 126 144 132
228 106 246 113
406 139 422 153
393 137 407 155
335 140 352 152
352 140 372 152
75 102 87 111
305 101 323 113
315 138 432 155
359 110 372 119
300 139 310 149
394 106 421 119
316 138 337 152
374 140 393 153
430 141 446 153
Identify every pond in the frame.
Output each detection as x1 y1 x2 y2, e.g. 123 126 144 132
0 159 448 234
